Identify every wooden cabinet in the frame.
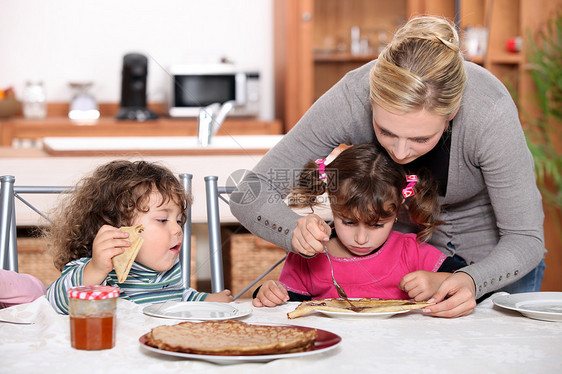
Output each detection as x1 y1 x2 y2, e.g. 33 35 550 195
274 0 458 131
273 0 314 133
274 0 561 128
275 0 406 131
461 0 562 293
0 117 282 147
459 0 562 117
0 102 282 146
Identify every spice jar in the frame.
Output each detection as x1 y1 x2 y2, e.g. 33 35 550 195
22 80 47 119
68 285 119 350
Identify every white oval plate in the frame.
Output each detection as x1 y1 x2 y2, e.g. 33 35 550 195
493 292 562 322
316 308 413 319
143 301 252 321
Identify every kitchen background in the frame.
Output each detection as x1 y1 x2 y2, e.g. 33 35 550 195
0 0 275 120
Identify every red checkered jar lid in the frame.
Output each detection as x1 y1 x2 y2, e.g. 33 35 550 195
67 285 120 300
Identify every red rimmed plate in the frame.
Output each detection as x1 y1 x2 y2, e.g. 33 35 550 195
139 323 342 364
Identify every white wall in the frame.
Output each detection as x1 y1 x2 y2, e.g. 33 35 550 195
0 0 274 119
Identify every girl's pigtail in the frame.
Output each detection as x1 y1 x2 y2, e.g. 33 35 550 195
404 169 442 242
288 159 328 209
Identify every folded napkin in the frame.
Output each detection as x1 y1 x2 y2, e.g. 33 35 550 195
0 296 58 324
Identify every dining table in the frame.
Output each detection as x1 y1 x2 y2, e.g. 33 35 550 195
1 293 561 374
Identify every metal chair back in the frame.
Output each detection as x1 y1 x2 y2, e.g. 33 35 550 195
0 175 71 272
0 174 194 289
204 175 287 299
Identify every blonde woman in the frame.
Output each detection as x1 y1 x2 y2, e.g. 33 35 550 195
231 16 545 318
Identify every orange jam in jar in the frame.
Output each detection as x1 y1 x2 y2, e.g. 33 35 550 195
67 285 119 350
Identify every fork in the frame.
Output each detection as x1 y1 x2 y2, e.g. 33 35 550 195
0 319 34 325
322 243 356 309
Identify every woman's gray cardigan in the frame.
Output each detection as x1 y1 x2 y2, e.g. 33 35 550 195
230 60 545 299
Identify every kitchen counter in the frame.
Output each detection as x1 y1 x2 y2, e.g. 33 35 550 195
0 146 274 282
0 117 282 146
0 146 266 225
41 135 284 156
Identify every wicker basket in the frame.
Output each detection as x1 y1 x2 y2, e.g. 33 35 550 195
226 234 287 300
17 238 60 287
16 236 198 288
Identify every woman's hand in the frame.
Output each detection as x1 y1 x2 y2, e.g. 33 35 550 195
422 272 477 318
206 289 234 302
252 280 289 307
399 271 451 301
291 214 331 256
83 225 129 285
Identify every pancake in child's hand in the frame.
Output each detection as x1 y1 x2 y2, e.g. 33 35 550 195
112 224 144 283
287 298 434 319
145 320 318 356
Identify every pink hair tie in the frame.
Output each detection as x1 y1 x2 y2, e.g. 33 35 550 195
402 175 418 198
314 158 327 180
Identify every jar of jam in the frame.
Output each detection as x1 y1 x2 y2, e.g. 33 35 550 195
68 285 119 350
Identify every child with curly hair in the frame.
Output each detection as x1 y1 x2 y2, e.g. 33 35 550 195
253 144 465 307
46 160 232 314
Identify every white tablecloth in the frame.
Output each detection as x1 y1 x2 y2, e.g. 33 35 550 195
1 294 561 373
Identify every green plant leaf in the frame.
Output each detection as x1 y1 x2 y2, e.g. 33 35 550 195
524 11 562 208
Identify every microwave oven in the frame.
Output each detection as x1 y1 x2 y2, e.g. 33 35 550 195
169 64 260 117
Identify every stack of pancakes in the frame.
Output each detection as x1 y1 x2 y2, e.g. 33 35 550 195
146 320 317 356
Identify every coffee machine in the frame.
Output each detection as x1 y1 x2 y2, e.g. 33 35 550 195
116 53 157 121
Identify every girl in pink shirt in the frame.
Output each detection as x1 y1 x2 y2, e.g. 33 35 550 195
253 144 465 307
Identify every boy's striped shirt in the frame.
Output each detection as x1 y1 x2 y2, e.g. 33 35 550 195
46 258 207 314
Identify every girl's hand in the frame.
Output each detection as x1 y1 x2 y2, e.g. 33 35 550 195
422 272 477 318
206 289 234 302
252 280 289 307
400 271 451 301
291 214 331 256
83 225 130 285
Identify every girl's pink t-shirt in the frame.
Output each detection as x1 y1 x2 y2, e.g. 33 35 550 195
280 231 447 300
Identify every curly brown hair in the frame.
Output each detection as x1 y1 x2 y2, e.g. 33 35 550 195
288 144 441 242
45 160 191 271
